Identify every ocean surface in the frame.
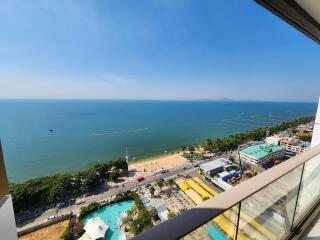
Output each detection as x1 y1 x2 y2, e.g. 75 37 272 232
0 100 316 183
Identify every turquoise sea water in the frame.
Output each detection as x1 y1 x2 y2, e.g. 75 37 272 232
83 200 134 240
0 100 316 182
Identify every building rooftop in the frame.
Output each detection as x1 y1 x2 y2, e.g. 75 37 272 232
199 158 229 172
281 137 311 148
218 171 230 178
145 199 168 212
145 199 169 221
140 196 150 204
240 144 285 160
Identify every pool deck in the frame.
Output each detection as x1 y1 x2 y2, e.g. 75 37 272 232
83 201 134 240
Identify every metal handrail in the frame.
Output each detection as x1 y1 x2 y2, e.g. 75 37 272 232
132 144 320 240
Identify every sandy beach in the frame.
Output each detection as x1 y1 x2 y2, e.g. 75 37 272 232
129 153 188 175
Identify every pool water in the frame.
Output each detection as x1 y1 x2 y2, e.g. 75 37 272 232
207 224 229 240
83 200 134 240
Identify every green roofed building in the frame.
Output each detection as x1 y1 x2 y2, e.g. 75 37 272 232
239 143 285 166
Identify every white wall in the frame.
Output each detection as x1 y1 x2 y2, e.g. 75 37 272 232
311 97 320 148
0 195 17 240
266 136 280 145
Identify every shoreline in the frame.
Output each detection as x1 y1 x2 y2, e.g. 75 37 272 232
128 151 188 175
129 149 181 164
10 149 185 184
11 116 314 184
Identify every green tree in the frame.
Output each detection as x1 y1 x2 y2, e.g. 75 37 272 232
179 208 187 214
149 186 155 197
228 156 235 163
109 169 120 182
79 202 101 218
156 178 165 192
123 198 153 235
110 158 128 172
298 135 312 142
167 211 176 219
203 196 210 201
62 218 74 240
167 178 175 187
188 146 195 153
74 220 85 238
149 208 159 221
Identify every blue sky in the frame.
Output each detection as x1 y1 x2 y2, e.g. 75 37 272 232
0 0 319 102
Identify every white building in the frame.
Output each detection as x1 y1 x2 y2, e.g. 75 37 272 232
239 144 286 166
265 134 310 155
145 198 169 222
199 158 229 175
311 97 320 148
266 136 280 145
279 137 310 154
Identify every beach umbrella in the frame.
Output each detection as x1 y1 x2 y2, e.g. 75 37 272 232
84 217 108 240
78 233 91 240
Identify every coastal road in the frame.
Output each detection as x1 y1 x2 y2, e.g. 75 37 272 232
17 154 228 232
16 164 197 232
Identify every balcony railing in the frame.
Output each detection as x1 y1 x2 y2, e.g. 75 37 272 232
132 144 320 240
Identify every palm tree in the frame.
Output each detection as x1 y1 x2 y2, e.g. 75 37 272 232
156 178 164 192
149 186 155 197
168 178 174 187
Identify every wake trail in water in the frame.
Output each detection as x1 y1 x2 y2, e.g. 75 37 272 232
222 119 261 127
90 128 149 136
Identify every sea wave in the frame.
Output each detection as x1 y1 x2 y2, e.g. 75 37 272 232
90 128 149 136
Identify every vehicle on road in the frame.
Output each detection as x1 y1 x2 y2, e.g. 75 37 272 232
75 199 86 205
46 215 57 222
137 176 145 182
56 202 65 208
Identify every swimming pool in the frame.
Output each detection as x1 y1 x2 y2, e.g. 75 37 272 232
83 200 134 240
207 223 229 240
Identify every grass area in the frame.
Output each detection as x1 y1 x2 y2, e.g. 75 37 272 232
19 220 69 240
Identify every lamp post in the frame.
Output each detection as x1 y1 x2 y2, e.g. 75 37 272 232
68 199 73 215
238 150 244 178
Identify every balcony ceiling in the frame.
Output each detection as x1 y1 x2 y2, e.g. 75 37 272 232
255 0 320 44
296 0 320 23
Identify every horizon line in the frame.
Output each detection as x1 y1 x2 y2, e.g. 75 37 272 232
0 97 317 104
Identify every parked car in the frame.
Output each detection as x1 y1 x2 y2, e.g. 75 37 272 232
56 202 65 208
137 176 145 182
75 199 86 205
46 215 57 222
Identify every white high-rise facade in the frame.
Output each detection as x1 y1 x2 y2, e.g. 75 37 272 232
311 97 320 148
0 142 17 240
0 196 17 240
